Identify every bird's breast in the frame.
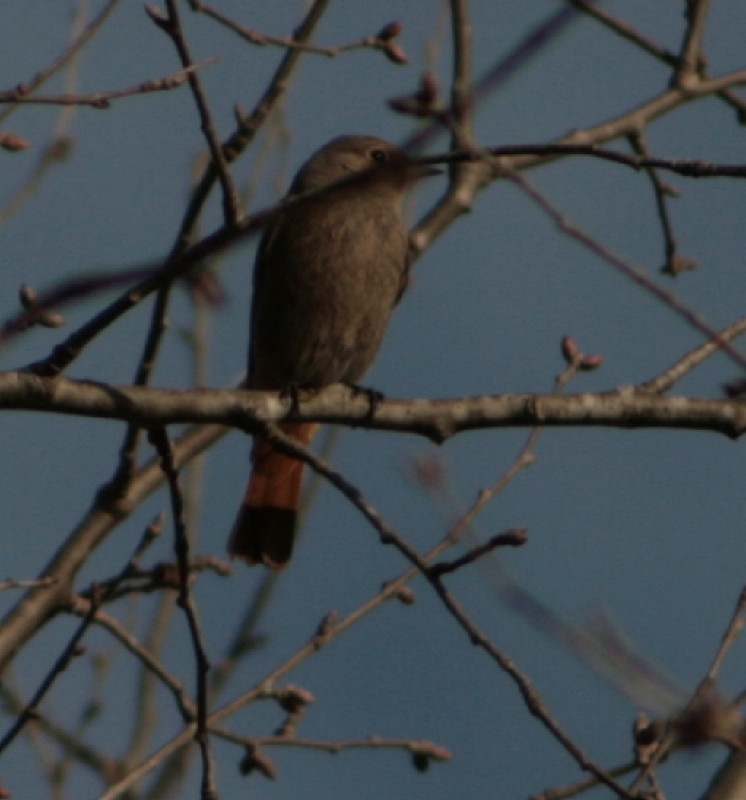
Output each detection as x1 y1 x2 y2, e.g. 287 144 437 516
249 196 408 389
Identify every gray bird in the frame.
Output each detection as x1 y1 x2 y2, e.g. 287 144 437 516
229 135 436 568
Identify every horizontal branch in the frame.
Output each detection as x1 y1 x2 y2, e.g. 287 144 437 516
0 372 743 439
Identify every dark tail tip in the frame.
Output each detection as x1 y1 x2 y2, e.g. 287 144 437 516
228 505 296 569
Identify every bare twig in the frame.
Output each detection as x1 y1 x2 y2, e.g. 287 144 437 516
507 171 746 375
408 4 584 253
0 422 228 672
191 2 407 64
423 143 746 179
675 0 712 88
0 584 100 754
0 577 58 592
529 761 638 800
147 426 215 799
0 135 74 227
0 682 117 778
411 64 746 256
240 422 633 797
429 528 527 577
562 0 746 117
151 2 239 226
93 537 457 799
7 137 746 373
705 588 746 687
629 586 746 793
0 0 121 125
0 61 216 108
627 130 696 276
211 726 451 765
172 0 332 256
189 0 407 64
639 315 746 395
70 595 196 723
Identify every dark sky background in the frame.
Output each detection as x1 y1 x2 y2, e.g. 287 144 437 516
1 2 746 798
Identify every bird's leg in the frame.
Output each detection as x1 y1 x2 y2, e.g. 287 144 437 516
344 382 384 421
280 383 303 417
280 382 321 418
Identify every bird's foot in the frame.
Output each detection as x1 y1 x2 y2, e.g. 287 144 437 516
345 382 384 420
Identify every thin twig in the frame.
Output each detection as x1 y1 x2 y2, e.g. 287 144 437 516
507 171 746 376
0 577 58 592
93 537 458 799
0 682 117 777
639 315 746 395
705 587 746 686
191 2 407 63
8 137 746 371
0 585 100 754
629 585 746 793
147 426 215 800
408 4 583 254
153 2 239 226
171 0 332 256
627 130 696 276
0 0 121 125
210 726 451 761
0 422 229 672
245 422 633 798
69 595 197 723
675 0 712 87
529 761 638 800
429 528 527 577
427 143 746 179
563 0 746 117
0 61 216 108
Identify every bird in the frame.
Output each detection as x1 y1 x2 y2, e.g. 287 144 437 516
228 134 436 568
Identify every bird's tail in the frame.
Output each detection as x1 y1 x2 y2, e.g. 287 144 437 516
228 422 319 568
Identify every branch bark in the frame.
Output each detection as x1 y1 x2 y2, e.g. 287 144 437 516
0 373 743 438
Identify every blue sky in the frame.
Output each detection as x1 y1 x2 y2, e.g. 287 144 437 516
1 2 746 798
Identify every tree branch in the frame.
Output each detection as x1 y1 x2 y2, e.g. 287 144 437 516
0 373 744 438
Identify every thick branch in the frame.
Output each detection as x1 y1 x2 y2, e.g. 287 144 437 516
0 373 744 439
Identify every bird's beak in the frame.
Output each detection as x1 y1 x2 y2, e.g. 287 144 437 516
408 161 441 179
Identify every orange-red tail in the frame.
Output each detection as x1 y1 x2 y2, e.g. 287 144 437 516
228 422 319 568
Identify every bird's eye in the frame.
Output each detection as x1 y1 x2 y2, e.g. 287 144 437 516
369 148 387 163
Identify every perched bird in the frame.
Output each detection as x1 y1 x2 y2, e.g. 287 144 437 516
229 135 436 568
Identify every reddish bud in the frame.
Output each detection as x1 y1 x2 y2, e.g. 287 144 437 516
377 20 403 41
663 253 697 276
408 453 447 488
579 354 603 371
394 585 416 605
389 73 440 117
240 746 277 780
144 4 168 25
418 72 439 106
38 311 66 329
187 270 226 307
18 284 37 309
561 335 580 364
276 685 316 713
724 378 746 398
0 132 30 152
383 42 408 65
